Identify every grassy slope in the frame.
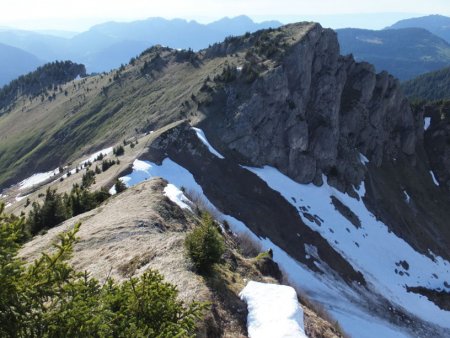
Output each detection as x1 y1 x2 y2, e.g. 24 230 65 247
0 23 316 190
0 49 225 189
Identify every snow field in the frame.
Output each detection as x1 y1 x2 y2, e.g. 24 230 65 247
240 281 307 338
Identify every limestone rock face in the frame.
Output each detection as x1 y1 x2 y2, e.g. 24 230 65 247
203 23 418 192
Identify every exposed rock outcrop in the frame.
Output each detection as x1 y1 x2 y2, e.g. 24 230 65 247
200 23 418 193
420 100 450 190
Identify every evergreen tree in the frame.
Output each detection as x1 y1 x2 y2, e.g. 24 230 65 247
27 188 69 235
114 179 127 193
185 213 225 273
0 205 206 337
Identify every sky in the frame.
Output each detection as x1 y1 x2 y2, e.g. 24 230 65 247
1 0 450 32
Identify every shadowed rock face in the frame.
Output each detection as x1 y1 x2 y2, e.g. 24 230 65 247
199 23 418 193
421 101 450 190
145 121 366 286
196 23 450 261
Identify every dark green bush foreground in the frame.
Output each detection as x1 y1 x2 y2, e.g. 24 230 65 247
0 204 206 337
185 213 225 273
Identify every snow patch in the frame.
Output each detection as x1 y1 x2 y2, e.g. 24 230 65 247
244 165 450 329
403 190 411 203
192 127 225 159
18 168 60 190
430 171 440 186
62 168 77 179
15 194 28 202
424 117 431 130
240 281 307 338
359 153 369 165
108 177 127 195
163 184 192 211
132 159 152 172
80 147 113 165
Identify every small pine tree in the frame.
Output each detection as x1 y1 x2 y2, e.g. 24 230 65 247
0 208 207 336
101 159 115 172
27 188 69 235
81 170 96 189
114 179 127 193
113 145 125 156
185 213 224 273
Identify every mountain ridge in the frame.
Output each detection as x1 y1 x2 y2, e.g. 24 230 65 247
402 66 450 100
0 15 282 76
387 14 450 42
1 22 449 337
336 27 450 80
0 43 43 86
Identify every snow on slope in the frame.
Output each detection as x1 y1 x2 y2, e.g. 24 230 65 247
18 168 60 190
114 157 412 337
163 184 192 211
192 127 225 159
359 153 369 165
80 147 113 165
11 146 114 193
240 281 307 338
430 171 440 186
108 129 449 336
244 165 450 329
424 117 431 130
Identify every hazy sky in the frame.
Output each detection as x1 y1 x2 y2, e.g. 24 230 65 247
1 0 450 32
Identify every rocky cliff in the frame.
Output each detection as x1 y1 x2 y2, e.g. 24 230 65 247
420 100 450 188
199 23 418 193
192 23 450 262
1 22 450 338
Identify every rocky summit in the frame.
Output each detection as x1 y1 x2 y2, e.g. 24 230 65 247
198 23 417 191
1 22 449 338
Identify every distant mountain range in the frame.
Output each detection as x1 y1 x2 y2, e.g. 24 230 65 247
336 27 450 81
387 14 450 43
4 14 450 86
0 16 281 86
0 43 44 86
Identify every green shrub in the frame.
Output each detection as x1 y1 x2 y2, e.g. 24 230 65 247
0 206 206 337
81 169 96 188
27 185 111 235
101 159 116 172
114 179 127 193
185 213 225 273
65 185 110 217
27 188 69 235
113 145 125 156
